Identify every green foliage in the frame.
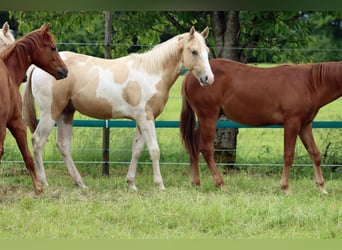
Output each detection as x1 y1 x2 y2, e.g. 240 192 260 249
303 11 342 62
7 11 342 62
10 11 105 56
239 11 314 63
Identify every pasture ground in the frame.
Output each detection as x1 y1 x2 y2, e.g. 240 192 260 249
0 163 341 239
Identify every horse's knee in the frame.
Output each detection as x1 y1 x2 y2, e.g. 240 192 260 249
32 135 43 152
284 152 295 166
56 141 70 157
311 149 321 166
149 148 160 161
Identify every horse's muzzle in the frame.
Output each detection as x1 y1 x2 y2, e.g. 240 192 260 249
56 68 68 80
199 74 214 87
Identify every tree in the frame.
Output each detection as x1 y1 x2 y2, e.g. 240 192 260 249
210 11 240 171
303 11 342 62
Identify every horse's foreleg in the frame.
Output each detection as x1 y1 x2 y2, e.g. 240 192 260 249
137 119 165 190
56 114 85 188
8 120 42 194
299 124 327 194
281 121 300 195
198 118 225 189
126 127 145 191
32 115 56 186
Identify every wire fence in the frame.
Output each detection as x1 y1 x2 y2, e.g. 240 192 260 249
2 44 342 176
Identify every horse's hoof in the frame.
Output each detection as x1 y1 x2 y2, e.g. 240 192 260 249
317 184 328 194
155 182 165 191
281 186 291 195
126 180 138 192
34 185 43 195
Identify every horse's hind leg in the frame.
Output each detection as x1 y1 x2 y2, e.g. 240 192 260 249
32 114 57 186
56 113 86 188
281 120 301 195
126 126 145 191
299 124 327 194
198 117 225 189
7 120 42 194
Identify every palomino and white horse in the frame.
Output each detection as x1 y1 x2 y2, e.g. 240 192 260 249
23 26 214 191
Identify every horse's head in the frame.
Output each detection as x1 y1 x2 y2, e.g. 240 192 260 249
180 26 214 87
0 22 15 52
28 23 68 80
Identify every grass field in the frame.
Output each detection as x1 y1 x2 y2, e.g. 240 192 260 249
1 66 342 239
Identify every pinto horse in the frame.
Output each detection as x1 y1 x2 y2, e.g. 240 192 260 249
180 58 342 194
0 22 15 51
0 24 68 194
23 26 214 191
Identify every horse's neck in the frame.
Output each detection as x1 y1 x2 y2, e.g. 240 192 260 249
2 51 29 86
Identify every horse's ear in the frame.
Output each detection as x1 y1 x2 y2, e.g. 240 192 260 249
189 26 195 39
201 27 209 39
2 21 9 35
40 23 50 32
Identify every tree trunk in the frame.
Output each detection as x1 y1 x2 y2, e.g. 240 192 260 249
102 11 112 176
210 11 240 173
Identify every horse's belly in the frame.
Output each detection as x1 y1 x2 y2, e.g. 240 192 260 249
72 98 132 119
226 108 283 126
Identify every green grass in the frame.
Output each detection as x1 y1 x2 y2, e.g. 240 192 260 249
0 166 342 239
1 68 342 239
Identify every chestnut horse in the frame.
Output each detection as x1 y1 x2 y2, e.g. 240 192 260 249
180 58 342 194
0 24 68 194
0 22 15 51
23 26 214 191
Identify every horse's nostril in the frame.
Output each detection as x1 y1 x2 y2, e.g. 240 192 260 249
56 68 68 80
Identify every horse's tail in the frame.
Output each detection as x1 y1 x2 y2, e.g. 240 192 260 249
180 83 199 161
23 66 38 134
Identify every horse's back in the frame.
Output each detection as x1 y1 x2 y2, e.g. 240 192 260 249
183 58 316 126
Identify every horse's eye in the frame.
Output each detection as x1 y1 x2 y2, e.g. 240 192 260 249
191 49 198 56
51 47 57 51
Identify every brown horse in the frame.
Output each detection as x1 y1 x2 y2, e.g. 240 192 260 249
180 58 342 194
0 24 68 194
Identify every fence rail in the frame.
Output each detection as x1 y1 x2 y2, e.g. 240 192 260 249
69 120 342 129
2 119 342 171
